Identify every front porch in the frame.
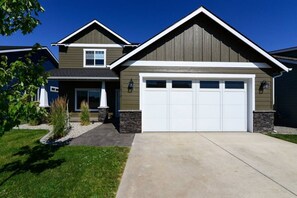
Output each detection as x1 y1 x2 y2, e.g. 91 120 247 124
48 68 120 122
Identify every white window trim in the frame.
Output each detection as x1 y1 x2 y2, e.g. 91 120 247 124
139 73 255 132
50 86 59 93
75 88 101 111
83 49 107 68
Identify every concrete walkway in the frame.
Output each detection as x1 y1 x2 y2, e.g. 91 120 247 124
69 123 134 147
117 133 297 198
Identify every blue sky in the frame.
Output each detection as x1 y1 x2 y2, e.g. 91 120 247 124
1 0 296 58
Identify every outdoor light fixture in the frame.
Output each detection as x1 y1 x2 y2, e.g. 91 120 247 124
259 80 270 94
128 78 134 92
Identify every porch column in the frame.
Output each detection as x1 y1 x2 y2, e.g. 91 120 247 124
98 81 109 122
100 81 108 108
39 85 49 107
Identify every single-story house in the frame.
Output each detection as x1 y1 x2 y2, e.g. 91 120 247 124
270 47 297 127
49 6 290 133
0 46 59 106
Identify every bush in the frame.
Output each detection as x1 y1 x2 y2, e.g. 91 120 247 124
50 97 67 139
80 101 90 126
28 106 48 126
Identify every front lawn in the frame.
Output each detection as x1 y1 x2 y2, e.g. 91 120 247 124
0 129 129 197
268 134 297 144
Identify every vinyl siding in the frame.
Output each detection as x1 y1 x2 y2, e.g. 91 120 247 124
120 67 273 111
59 47 124 68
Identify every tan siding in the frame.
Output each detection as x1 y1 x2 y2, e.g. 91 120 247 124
59 47 124 68
120 66 273 111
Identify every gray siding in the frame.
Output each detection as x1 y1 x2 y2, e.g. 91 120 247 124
133 14 266 63
59 47 124 68
120 67 273 111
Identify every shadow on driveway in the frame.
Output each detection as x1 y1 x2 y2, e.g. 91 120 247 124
69 123 134 147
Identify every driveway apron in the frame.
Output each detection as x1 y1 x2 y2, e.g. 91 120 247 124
117 133 297 198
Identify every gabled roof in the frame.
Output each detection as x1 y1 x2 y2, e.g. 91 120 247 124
270 46 297 55
110 6 290 72
0 46 58 67
55 20 131 45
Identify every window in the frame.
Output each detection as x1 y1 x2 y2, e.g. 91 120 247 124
84 49 106 67
146 80 166 88
225 81 244 89
200 81 220 89
172 80 192 88
75 89 101 111
50 86 59 93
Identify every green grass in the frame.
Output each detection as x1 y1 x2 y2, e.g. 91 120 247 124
0 129 130 198
268 134 297 144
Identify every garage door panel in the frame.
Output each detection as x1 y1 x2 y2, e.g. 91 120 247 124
170 105 193 119
223 119 246 131
198 92 221 104
143 104 167 119
143 91 167 105
197 105 221 118
170 91 193 104
223 105 245 118
197 118 221 131
144 118 168 131
223 92 246 105
170 118 193 131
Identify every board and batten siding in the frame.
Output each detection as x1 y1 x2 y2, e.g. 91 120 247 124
63 24 127 45
59 47 124 68
133 14 266 63
120 67 273 111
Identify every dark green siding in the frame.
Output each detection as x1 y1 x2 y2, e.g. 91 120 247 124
133 14 266 63
120 67 273 111
63 23 127 45
59 47 124 68
73 28 118 44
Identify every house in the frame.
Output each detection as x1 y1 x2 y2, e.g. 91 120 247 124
49 6 290 133
0 46 59 105
270 47 297 127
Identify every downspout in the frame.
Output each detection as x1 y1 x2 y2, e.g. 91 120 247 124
273 71 284 106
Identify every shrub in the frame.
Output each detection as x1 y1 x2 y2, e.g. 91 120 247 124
50 97 67 139
80 101 90 126
28 105 48 126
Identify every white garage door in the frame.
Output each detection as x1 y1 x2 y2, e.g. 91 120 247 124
142 79 247 132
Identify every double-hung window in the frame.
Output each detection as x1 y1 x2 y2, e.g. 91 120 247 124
84 49 106 67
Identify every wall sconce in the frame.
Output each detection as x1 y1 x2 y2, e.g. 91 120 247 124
259 80 270 94
128 78 134 93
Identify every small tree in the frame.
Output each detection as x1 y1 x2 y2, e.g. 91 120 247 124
0 46 48 134
80 101 90 126
50 97 67 139
0 0 45 135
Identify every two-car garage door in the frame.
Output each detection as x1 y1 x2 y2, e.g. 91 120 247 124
142 79 247 132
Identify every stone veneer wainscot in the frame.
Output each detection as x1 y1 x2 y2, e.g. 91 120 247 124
119 110 142 133
253 110 275 133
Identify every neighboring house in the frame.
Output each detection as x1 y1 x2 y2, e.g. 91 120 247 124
0 46 59 105
49 6 290 133
270 47 297 127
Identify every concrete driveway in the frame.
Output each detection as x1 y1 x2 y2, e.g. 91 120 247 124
117 133 297 198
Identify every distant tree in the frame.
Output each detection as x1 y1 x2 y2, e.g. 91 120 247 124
0 0 47 135
0 0 44 35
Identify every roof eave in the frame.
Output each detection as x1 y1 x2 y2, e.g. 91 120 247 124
110 6 290 72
